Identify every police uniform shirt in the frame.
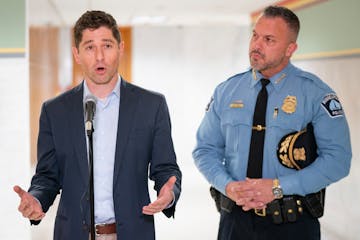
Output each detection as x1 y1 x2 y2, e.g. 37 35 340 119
193 63 352 196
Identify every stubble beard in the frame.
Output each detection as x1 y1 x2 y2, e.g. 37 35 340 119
250 56 267 72
250 53 286 75
249 50 266 72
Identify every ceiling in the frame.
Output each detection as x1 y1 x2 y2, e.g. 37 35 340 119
28 0 279 27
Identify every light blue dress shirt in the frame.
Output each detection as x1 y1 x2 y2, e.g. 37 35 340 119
84 78 120 224
193 63 352 197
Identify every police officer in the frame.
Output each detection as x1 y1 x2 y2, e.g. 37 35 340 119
193 6 352 240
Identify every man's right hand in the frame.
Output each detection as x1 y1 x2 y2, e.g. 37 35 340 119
13 185 45 221
225 180 266 211
226 179 276 211
225 181 251 204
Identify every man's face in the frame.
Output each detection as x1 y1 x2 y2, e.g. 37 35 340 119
72 26 123 86
249 16 297 78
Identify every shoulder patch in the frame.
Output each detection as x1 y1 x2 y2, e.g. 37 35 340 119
321 93 344 118
206 96 214 112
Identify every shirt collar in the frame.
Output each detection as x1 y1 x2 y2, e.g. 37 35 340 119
250 63 295 92
83 76 121 101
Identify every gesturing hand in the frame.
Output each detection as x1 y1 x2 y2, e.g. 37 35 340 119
142 176 176 215
13 185 45 221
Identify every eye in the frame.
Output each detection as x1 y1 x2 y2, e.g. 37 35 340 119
251 32 258 40
85 45 94 51
264 37 275 45
104 43 113 49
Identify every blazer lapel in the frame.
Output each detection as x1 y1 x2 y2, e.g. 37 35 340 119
66 83 89 185
113 80 139 184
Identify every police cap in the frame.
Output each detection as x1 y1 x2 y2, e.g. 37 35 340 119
277 123 318 170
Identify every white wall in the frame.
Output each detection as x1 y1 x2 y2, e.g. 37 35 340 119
295 57 360 240
0 57 31 240
133 25 251 239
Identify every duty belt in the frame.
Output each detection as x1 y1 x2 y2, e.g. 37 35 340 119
253 196 304 224
210 187 308 224
209 186 324 224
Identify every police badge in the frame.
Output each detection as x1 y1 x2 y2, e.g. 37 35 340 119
281 95 297 114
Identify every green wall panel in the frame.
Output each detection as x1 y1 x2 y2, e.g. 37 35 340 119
0 0 25 51
295 0 360 58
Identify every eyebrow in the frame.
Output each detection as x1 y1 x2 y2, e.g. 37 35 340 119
102 39 115 43
264 34 276 39
253 30 276 39
82 40 93 46
82 38 115 46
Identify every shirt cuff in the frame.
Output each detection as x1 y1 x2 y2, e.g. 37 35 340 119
165 191 175 209
33 196 44 211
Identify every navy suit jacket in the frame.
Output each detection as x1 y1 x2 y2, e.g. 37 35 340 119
29 80 182 240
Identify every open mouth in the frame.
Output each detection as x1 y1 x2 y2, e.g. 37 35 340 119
95 66 106 74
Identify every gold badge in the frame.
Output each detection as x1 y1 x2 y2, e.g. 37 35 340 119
293 148 306 161
281 96 297 114
230 100 244 108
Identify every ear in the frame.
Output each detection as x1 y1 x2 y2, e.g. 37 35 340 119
72 46 81 64
286 42 298 57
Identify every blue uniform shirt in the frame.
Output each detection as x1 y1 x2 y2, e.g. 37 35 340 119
193 63 352 196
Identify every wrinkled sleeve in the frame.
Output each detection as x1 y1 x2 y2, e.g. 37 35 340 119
149 95 182 218
29 102 61 224
193 88 234 195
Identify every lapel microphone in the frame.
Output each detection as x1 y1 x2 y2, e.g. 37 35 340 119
84 95 97 136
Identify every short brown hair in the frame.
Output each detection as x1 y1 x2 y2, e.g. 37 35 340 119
263 6 300 40
73 10 121 49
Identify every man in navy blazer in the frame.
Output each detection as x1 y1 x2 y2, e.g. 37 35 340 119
14 10 181 240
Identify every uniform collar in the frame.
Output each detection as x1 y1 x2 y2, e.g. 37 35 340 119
251 63 295 92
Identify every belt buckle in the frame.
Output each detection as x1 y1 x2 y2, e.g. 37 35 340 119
254 208 266 217
95 223 105 236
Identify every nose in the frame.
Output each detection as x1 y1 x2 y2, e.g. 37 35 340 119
251 37 262 50
95 48 104 61
250 41 264 55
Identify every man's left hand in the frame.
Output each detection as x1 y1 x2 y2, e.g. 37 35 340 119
142 176 176 215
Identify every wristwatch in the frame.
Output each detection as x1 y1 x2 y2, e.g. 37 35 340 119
272 179 283 199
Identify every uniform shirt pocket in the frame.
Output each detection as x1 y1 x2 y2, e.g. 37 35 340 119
221 108 252 157
267 105 305 171
268 101 305 133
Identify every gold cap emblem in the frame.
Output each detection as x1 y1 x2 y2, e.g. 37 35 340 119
281 96 297 114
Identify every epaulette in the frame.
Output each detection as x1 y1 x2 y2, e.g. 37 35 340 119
297 70 329 91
